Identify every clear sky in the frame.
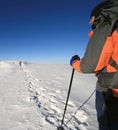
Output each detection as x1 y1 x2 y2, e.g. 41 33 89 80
0 0 103 63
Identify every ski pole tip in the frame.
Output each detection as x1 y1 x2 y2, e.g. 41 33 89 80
57 126 65 130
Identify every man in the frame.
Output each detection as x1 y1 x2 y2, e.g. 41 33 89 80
70 0 118 130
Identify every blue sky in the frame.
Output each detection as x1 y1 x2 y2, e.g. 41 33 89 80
0 0 103 63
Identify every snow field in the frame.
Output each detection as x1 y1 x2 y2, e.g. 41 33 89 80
0 61 98 130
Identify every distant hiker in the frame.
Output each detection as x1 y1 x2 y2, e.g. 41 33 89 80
70 0 118 130
19 61 22 66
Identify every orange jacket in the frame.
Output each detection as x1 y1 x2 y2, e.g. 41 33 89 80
72 29 118 74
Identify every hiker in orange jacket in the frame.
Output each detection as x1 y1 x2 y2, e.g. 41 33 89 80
70 1 118 130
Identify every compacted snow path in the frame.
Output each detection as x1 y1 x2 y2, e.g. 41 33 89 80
0 61 41 130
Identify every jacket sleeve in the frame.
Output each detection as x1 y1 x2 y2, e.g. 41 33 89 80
72 25 110 73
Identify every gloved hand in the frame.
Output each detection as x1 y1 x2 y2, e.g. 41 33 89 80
70 55 80 66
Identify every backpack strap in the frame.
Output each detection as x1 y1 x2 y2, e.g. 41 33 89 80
109 58 118 70
112 19 118 32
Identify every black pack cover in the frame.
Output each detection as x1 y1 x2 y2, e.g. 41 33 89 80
91 0 118 19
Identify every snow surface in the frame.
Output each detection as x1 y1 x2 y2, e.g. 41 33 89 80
0 61 98 130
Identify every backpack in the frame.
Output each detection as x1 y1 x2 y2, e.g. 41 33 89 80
90 0 118 33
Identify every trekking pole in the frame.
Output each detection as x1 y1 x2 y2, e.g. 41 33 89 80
57 68 75 130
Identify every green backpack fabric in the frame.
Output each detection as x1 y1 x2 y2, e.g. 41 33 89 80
90 0 118 32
